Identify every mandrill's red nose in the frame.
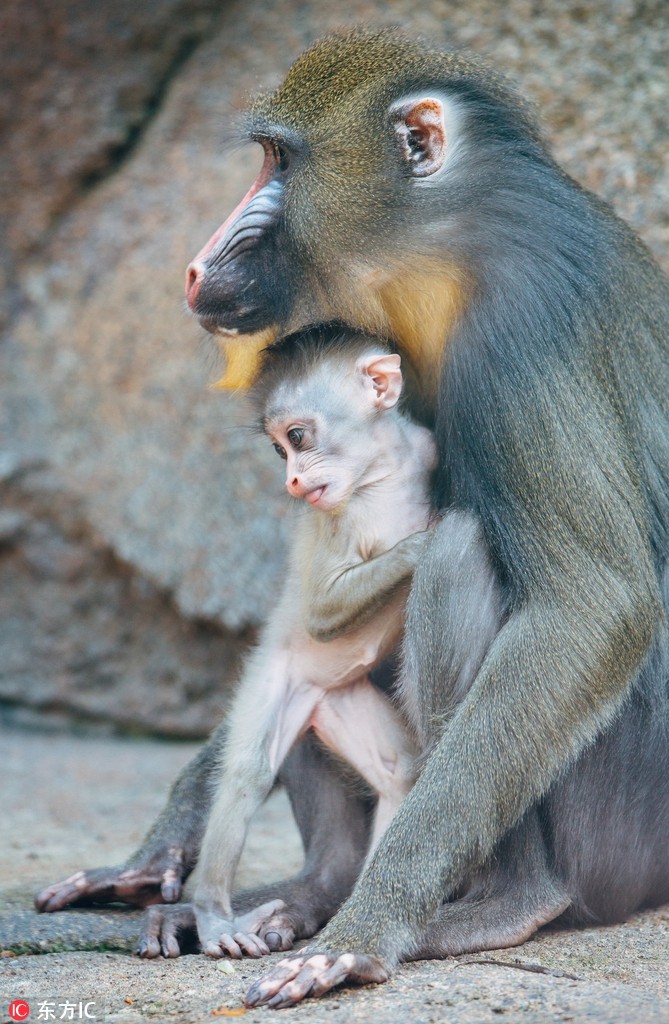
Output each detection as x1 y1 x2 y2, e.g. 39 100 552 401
185 261 204 310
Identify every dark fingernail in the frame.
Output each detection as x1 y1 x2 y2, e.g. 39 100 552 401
161 883 179 902
265 931 282 951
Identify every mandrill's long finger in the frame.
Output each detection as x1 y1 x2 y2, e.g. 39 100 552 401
136 906 164 959
264 956 334 1009
137 904 199 959
35 868 122 912
312 953 390 995
159 865 183 904
160 920 183 958
244 956 310 1006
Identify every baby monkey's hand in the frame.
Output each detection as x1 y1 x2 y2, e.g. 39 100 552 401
196 898 286 959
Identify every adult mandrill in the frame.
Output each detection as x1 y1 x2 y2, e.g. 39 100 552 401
190 26 669 1005
40 27 669 1006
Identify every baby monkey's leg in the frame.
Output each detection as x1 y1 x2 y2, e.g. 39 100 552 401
313 680 418 857
193 649 318 958
137 733 374 958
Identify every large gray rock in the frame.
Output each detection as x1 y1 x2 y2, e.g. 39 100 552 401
0 462 247 736
1 0 668 731
0 0 230 323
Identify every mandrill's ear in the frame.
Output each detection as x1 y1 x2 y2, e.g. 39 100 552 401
391 97 447 177
359 352 403 410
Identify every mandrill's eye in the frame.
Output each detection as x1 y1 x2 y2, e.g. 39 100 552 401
287 427 304 448
272 142 290 172
273 443 287 460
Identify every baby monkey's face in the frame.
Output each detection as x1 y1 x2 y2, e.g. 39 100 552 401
262 350 404 513
265 409 364 512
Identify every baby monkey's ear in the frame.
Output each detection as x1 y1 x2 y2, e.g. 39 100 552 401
358 352 403 410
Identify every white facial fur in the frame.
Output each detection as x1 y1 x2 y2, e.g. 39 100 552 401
263 349 404 512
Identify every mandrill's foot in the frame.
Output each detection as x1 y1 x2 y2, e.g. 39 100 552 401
35 850 186 913
244 949 390 1008
137 903 200 958
196 899 287 960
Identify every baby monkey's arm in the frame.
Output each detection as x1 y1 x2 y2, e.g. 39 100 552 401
304 529 431 643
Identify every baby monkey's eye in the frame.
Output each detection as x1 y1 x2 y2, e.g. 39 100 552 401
287 428 304 448
273 443 287 460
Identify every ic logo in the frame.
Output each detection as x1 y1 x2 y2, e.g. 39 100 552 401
8 1001 30 1021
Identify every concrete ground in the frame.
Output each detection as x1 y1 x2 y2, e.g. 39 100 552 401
1 723 669 1024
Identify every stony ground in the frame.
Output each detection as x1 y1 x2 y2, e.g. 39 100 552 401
2 724 669 1024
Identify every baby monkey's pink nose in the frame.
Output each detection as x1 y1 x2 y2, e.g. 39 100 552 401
287 476 308 498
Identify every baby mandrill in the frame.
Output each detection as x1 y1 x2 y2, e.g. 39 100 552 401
192 323 437 959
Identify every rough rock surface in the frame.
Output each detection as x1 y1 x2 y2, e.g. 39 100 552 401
0 463 245 736
2 727 669 1024
1 0 667 729
0 0 229 326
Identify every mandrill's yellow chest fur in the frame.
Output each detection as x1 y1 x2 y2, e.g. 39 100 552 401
212 328 278 391
330 257 471 416
375 264 471 414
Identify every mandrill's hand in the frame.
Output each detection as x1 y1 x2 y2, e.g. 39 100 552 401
244 947 390 1008
35 846 187 913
